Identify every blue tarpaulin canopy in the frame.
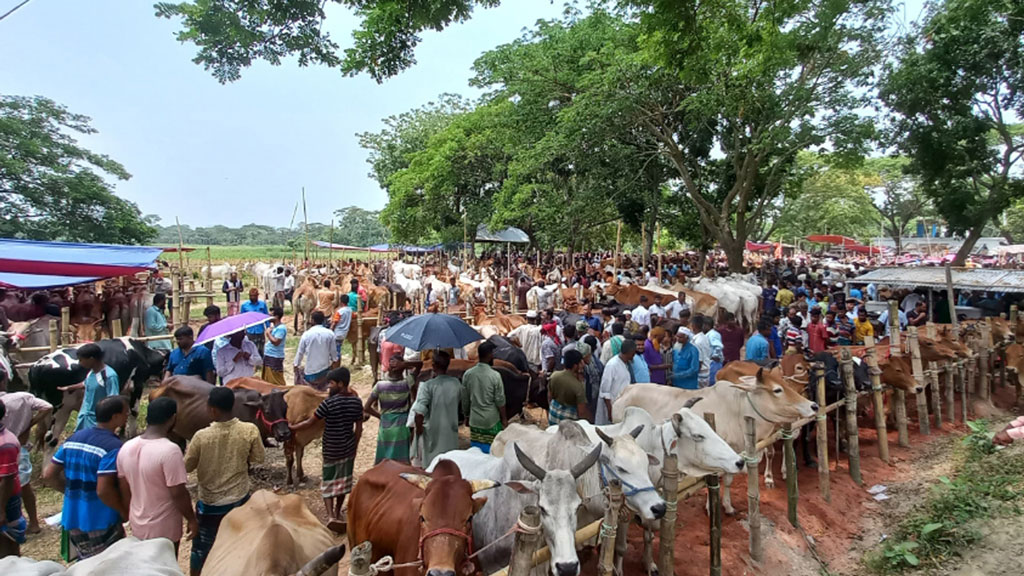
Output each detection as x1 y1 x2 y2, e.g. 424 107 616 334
0 238 163 289
312 240 441 253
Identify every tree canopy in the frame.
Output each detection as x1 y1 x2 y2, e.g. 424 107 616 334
882 0 1024 264
0 95 156 245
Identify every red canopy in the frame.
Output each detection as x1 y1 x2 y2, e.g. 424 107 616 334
745 241 774 252
805 235 860 247
846 244 886 255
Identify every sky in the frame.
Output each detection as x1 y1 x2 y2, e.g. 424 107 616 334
0 0 566 228
1 0 928 230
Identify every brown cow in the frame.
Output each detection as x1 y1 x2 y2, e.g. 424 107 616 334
348 460 497 576
203 490 344 576
473 309 525 335
149 376 286 444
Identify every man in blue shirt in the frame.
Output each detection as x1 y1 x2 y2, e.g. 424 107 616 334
768 310 783 358
671 328 700 389
165 326 216 383
762 279 778 314
44 397 128 559
240 287 270 352
745 320 772 365
582 303 603 335
75 344 120 432
144 293 172 351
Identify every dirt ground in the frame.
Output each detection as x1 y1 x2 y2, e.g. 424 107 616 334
15 299 1024 575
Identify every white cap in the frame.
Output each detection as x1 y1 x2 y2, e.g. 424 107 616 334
526 310 538 319
678 327 694 338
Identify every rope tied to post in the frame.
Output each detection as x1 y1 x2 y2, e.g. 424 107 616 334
465 516 542 561
739 450 762 467
779 427 795 441
360 556 423 576
598 520 617 541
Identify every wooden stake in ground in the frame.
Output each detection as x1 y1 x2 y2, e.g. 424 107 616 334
908 327 930 435
945 361 955 424
979 321 991 401
783 422 799 526
49 318 58 352
658 452 678 576
815 362 831 502
745 416 763 563
508 506 542 576
705 413 722 576
205 246 213 308
597 479 623 576
840 348 862 485
864 337 890 463
930 361 943 430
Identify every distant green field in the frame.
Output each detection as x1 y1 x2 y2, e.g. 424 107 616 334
166 245 373 265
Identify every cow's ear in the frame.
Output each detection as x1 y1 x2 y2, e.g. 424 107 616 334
647 454 660 467
504 481 538 495
400 473 432 491
244 400 260 408
730 376 758 392
472 496 488 514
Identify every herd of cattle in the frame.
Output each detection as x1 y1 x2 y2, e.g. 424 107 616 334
0 260 1005 576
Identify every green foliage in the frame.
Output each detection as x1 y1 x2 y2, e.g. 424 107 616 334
154 0 499 83
866 420 1024 573
881 0 1024 262
0 95 155 245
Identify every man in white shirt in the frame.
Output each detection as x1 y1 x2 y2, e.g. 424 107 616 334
689 315 712 387
216 331 263 385
271 267 288 310
293 311 339 389
283 269 296 308
508 311 543 369
664 292 689 320
648 301 665 323
597 339 637 425
631 296 651 329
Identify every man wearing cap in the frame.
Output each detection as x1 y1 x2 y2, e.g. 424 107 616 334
508 311 544 370
671 328 700 389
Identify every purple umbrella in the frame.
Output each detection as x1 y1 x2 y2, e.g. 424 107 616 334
195 311 272 345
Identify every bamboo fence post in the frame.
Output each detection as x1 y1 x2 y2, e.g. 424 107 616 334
815 362 830 502
112 318 123 338
349 541 372 576
783 422 799 527
704 413 722 576
888 309 910 446
929 361 943 430
960 361 969 423
979 322 991 401
945 361 955 424
59 307 70 346
658 452 678 576
48 319 58 352
205 246 213 308
744 416 762 563
507 506 542 576
888 300 901 357
614 221 622 278
1000 342 1007 389
840 348 862 485
356 310 364 365
1011 304 1019 340
944 263 958 334
864 336 889 463
908 327 930 435
597 479 623 576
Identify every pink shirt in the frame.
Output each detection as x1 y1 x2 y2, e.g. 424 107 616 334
117 437 188 542
1008 417 1024 441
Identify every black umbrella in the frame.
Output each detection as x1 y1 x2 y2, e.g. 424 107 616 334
385 313 483 351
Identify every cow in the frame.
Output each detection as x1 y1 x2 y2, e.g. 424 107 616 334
612 375 817 514
148 376 281 446
0 536 183 575
293 277 318 331
282 385 328 488
427 438 601 576
348 459 497 576
492 421 667 524
202 490 345 576
28 337 167 444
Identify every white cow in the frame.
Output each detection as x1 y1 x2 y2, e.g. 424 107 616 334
612 378 817 515
394 271 423 302
0 537 183 575
428 432 601 576
492 422 666 524
392 261 422 280
692 277 757 329
200 262 235 280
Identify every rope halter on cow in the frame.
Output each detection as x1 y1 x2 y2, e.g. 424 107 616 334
419 526 475 575
256 408 289 431
599 462 657 498
744 392 779 425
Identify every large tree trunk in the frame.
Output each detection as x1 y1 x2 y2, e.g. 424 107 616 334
720 236 746 273
951 225 984 266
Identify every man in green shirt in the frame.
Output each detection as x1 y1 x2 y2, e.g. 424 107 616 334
461 341 506 454
412 351 462 466
547 349 590 425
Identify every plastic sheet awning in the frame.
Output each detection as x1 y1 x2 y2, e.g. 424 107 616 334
476 225 530 243
0 238 163 289
312 241 441 254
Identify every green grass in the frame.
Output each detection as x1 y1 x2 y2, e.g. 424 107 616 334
167 245 373 268
865 419 1024 573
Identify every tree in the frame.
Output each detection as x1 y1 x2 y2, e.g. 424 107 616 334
154 0 498 83
864 157 931 254
333 205 388 246
0 95 156 245
881 0 1024 265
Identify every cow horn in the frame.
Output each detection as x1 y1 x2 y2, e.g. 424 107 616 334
628 425 644 439
399 473 432 491
514 444 547 481
571 444 602 480
683 396 703 409
293 544 346 576
595 428 615 446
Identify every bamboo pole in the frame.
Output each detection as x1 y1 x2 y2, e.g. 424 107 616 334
945 361 955 424
1012 304 1019 341
979 322 991 401
175 217 186 327
658 452 678 576
507 506 542 576
889 300 901 357
48 319 58 353
864 337 889 463
744 416 762 563
597 479 623 576
59 307 70 346
960 361 969 423
641 221 647 271
929 361 943 430
705 413 722 576
656 222 663 284
944 264 958 334
783 422 799 527
840 348 862 485
205 246 213 308
815 363 830 502
614 221 622 278
908 327 930 435
356 310 364 365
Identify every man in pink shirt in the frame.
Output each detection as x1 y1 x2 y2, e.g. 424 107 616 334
993 416 1024 445
116 397 197 555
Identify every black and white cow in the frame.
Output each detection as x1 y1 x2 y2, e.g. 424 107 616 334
28 337 167 445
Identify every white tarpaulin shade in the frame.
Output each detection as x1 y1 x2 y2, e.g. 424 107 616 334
475 225 530 243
